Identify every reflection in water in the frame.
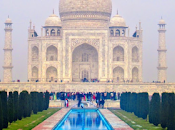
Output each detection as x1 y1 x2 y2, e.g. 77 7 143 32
55 110 108 130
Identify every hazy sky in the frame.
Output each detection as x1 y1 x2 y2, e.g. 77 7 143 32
0 0 175 82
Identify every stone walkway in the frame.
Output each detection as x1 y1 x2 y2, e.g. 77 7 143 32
32 108 70 130
100 109 133 130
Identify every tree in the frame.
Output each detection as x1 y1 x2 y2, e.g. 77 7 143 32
31 92 38 114
45 91 50 110
28 94 32 117
161 92 168 128
167 93 175 130
140 93 149 120
0 96 3 130
8 92 14 124
22 91 29 118
0 91 8 128
149 93 160 126
136 93 142 118
131 93 137 113
13 91 18 122
18 92 23 120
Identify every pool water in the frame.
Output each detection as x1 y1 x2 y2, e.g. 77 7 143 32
53 109 113 130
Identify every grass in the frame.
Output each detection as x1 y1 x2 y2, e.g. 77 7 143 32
110 110 166 130
3 108 60 130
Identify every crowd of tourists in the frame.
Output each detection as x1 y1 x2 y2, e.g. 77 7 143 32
49 91 121 108
49 91 121 101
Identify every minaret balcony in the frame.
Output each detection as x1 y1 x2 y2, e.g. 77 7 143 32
157 49 167 52
3 48 13 51
157 67 167 70
3 65 13 68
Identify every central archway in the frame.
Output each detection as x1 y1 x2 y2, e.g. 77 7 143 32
72 43 98 82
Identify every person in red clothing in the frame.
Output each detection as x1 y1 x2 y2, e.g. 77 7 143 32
66 98 69 107
93 93 96 101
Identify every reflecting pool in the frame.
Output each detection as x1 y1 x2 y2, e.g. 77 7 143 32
53 109 113 130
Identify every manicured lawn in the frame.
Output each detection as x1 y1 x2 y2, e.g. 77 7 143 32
110 110 166 130
4 108 60 130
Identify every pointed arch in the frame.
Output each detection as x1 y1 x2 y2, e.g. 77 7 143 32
46 45 58 61
32 66 38 80
72 43 98 82
50 29 55 36
113 67 124 82
113 46 124 61
110 30 114 36
46 66 57 82
46 29 49 36
132 67 139 82
132 46 139 62
115 29 120 37
32 46 39 61
57 29 60 36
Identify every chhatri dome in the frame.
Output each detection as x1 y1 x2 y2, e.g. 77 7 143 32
5 17 12 24
110 12 126 27
59 0 112 28
159 18 166 25
45 12 61 27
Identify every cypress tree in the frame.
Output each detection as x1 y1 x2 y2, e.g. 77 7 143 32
140 93 149 120
32 92 38 114
134 93 138 116
38 92 43 112
136 93 142 118
167 93 175 130
149 93 160 126
0 96 3 130
28 94 32 117
22 91 29 118
120 93 124 110
18 92 23 120
39 92 44 111
131 93 137 113
161 92 168 128
8 92 14 124
0 91 8 128
13 91 18 122
45 91 50 110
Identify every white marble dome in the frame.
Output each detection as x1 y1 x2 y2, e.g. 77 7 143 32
59 0 112 21
45 14 61 27
110 14 126 27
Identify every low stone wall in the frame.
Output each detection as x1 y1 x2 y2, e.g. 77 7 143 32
0 82 175 95
49 100 120 108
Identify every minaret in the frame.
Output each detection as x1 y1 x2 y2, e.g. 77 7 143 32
3 17 13 82
157 18 167 82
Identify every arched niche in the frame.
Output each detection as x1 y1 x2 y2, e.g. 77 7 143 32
132 67 139 82
113 46 124 61
46 66 57 82
50 29 55 36
113 67 124 82
32 66 38 81
32 46 39 61
132 46 139 62
46 45 58 61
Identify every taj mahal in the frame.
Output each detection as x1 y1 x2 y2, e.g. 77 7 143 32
0 0 174 95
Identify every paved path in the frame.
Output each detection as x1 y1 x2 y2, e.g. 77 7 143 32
32 108 70 130
100 109 133 130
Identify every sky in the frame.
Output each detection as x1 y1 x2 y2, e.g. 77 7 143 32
0 0 175 82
